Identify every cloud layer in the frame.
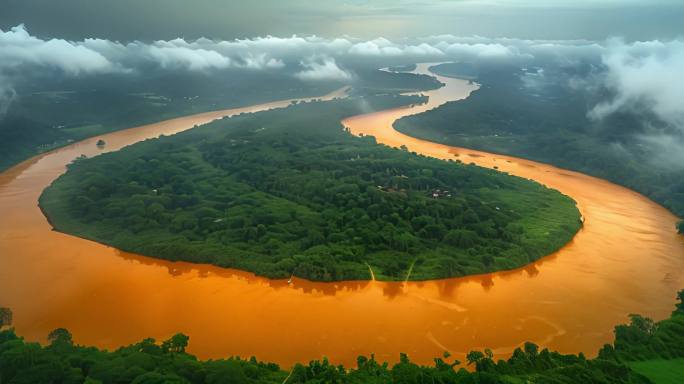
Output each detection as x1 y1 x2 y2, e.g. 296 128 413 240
295 57 352 81
0 24 608 79
590 39 684 128
1 24 683 150
0 24 117 75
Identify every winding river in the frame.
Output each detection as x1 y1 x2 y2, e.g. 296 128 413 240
0 64 682 368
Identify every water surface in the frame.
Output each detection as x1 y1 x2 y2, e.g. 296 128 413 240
0 65 682 367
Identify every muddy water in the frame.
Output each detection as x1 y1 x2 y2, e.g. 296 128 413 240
1 66 682 368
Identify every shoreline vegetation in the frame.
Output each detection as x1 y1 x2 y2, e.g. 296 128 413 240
39 94 581 282
394 63 684 235
0 290 682 383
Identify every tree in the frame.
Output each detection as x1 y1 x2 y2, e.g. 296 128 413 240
444 229 478 248
523 342 539 357
628 314 657 335
675 289 684 315
466 349 495 372
466 351 484 366
48 328 73 346
205 361 250 384
678 220 684 235
0 307 11 328
161 333 189 353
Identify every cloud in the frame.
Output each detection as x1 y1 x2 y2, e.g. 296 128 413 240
0 83 17 118
144 45 231 71
444 42 522 60
0 24 118 75
240 53 285 69
636 133 684 170
0 24 611 82
295 57 352 81
2 23 683 146
589 39 684 129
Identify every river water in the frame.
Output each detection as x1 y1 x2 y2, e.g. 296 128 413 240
0 64 682 367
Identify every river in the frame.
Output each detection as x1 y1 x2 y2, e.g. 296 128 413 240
0 64 682 368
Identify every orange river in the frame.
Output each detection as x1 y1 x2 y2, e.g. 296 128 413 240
0 63 682 368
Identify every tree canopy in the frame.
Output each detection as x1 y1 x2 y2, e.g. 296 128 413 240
40 94 581 281
0 308 11 328
4 290 683 384
395 64 684 232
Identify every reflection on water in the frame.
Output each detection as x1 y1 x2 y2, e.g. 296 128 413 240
0 65 683 368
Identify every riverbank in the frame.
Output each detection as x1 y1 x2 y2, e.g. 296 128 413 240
39 95 581 282
2 291 681 382
0 65 682 367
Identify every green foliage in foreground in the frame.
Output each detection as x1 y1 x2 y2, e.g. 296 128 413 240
599 291 684 362
0 329 646 384
41 94 581 281
628 359 684 384
677 221 683 234
3 291 683 384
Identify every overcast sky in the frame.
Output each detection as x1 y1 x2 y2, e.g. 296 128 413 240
1 0 683 42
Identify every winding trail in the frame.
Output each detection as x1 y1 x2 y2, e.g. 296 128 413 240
0 64 683 368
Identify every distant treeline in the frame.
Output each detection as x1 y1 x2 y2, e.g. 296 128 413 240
0 70 345 172
0 290 682 383
395 63 684 233
40 94 580 282
0 67 441 173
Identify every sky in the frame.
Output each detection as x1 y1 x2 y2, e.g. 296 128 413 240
1 0 683 42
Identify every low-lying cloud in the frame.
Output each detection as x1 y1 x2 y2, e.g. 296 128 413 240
0 84 16 118
1 23 683 158
295 57 352 81
0 25 117 75
0 23 623 85
590 39 684 129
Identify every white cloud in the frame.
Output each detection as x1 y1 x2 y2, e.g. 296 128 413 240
0 24 118 74
445 42 520 60
240 53 285 69
2 23 683 139
145 45 231 71
589 39 684 129
295 57 352 81
349 40 400 56
0 83 16 118
0 24 605 80
636 133 684 170
348 37 445 58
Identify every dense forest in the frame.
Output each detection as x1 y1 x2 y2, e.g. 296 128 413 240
394 63 684 233
0 70 337 172
0 67 440 173
1 290 682 383
40 94 581 282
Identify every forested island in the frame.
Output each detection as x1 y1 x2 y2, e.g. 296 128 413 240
1 290 682 383
394 63 684 234
40 94 581 282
